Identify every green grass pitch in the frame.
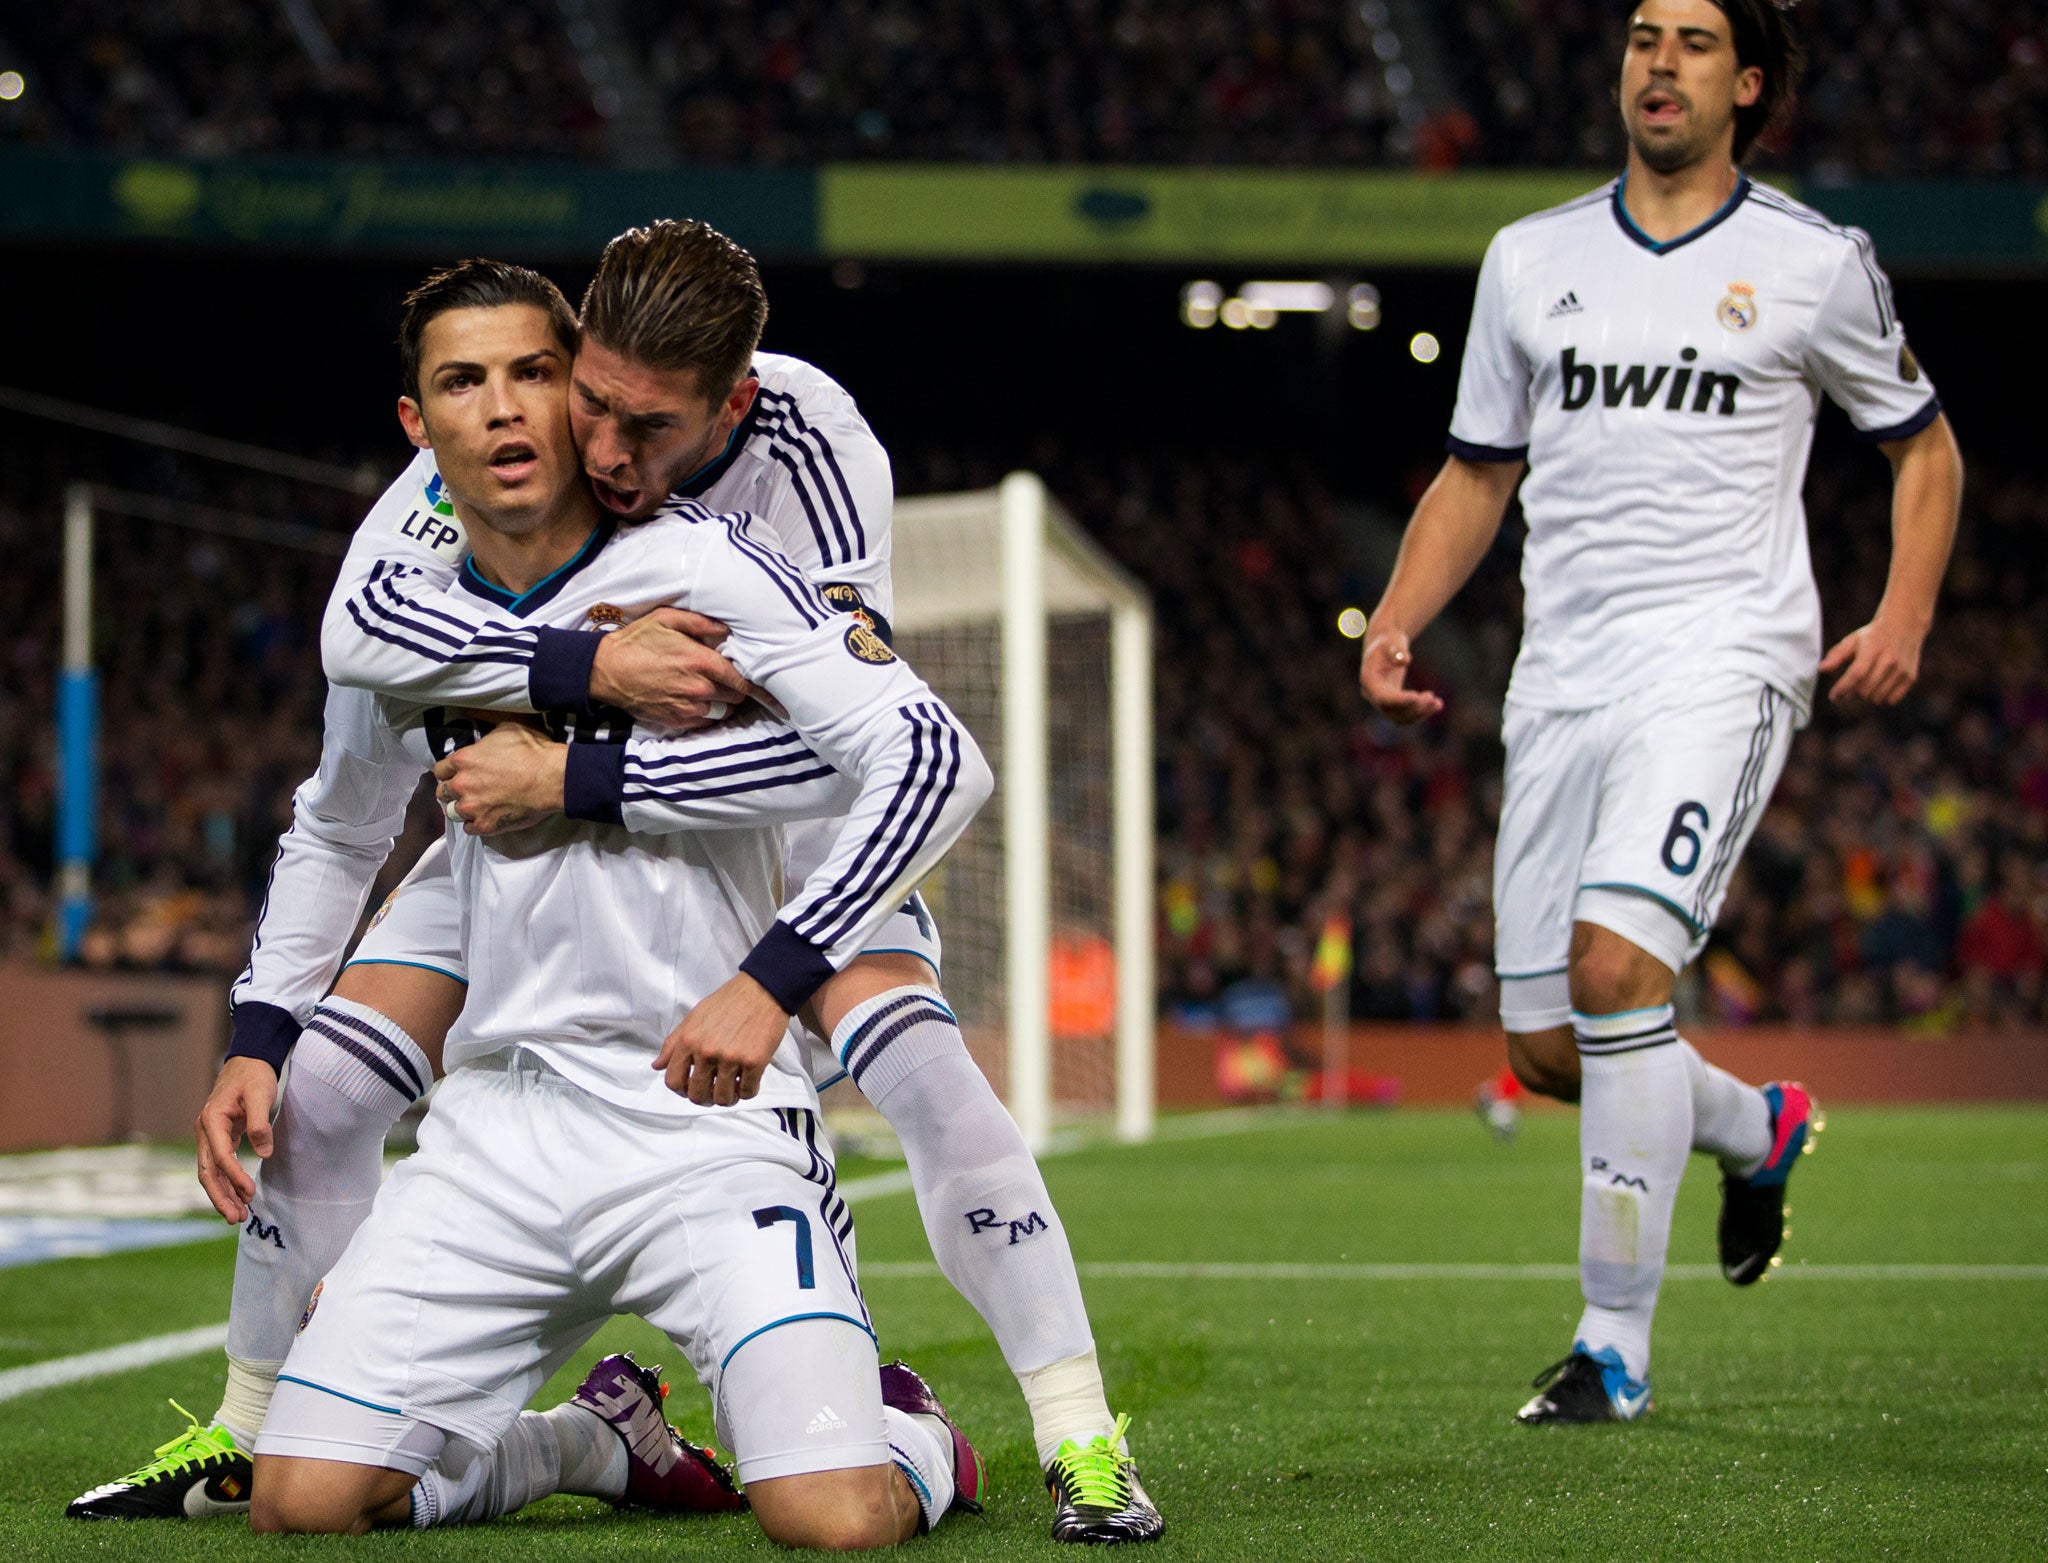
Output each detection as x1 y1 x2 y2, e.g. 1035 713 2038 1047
2 1104 2044 1559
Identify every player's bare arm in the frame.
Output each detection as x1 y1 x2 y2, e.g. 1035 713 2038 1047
1820 413 1964 706
1360 454 1524 723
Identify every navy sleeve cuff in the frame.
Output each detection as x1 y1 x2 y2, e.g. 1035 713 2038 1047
225 1001 300 1072
739 920 838 1014
563 743 626 825
1446 434 1530 463
1856 395 1942 445
529 627 599 714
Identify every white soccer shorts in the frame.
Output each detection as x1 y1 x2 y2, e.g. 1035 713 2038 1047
345 834 943 1090
258 1053 887 1485
1493 670 1799 1029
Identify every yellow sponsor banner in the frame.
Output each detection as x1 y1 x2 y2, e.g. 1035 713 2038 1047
821 166 1612 264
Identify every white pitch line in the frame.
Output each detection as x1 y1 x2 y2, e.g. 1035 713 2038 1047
858 1260 2048 1283
837 1106 1320 1204
0 1324 229 1405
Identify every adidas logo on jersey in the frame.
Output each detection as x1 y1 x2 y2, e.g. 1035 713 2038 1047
1546 291 1584 318
1558 346 1740 417
806 1405 850 1435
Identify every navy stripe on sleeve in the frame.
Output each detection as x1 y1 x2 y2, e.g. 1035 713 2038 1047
1856 395 1942 445
1446 434 1529 464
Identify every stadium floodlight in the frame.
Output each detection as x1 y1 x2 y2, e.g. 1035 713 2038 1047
888 473 1156 1150
1239 281 1335 313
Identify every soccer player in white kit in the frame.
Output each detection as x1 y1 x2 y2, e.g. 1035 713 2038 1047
73 225 1160 1544
241 268 991 1545
1360 0 1962 1422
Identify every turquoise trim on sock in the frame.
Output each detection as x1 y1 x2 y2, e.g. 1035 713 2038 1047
1569 1003 1676 1023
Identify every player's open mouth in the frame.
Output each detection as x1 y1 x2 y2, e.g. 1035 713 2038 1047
590 476 642 513
487 441 539 482
1639 90 1685 125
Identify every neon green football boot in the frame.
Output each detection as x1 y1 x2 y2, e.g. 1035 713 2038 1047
1045 1413 1163 1544
67 1401 254 1519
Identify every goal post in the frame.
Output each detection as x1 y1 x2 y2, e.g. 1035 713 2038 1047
890 472 1155 1150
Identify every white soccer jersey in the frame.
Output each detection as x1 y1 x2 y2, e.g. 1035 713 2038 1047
1448 175 1941 717
332 501 990 1116
227 353 895 1066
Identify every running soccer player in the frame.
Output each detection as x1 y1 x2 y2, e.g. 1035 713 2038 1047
73 226 1160 1545
1359 0 1962 1423
243 264 989 1544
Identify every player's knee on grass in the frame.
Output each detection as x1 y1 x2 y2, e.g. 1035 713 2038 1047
249 1455 415 1535
1567 921 1676 1015
328 960 465 1067
1507 1026 1579 1101
747 1464 920 1551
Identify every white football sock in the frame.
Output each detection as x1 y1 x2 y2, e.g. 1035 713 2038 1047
1572 1006 1693 1385
1680 1040 1772 1175
838 987 1107 1458
542 1401 627 1500
412 1411 561 1528
219 999 428 1434
883 1404 956 1533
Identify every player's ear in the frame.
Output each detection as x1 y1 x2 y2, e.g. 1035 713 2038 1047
1734 63 1763 109
397 395 432 451
723 375 759 430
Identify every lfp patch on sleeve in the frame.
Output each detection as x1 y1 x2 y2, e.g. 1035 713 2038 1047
388 470 468 561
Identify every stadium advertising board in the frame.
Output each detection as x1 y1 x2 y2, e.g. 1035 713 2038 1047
821 166 1602 263
3 150 2043 270
0 149 815 258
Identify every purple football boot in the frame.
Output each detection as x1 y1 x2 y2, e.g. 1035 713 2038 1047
878 1360 985 1526
569 1353 746 1514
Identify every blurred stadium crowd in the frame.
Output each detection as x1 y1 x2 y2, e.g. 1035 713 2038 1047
2 427 2042 1035
3 1 2042 175
1 1 603 159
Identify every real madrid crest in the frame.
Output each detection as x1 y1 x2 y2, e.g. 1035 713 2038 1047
844 619 896 664
821 581 895 646
297 1279 324 1335
586 602 626 629
1717 281 1758 333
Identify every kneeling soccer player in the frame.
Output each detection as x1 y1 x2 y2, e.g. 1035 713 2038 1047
248 264 990 1546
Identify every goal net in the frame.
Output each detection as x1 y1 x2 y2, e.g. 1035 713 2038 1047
883 473 1154 1150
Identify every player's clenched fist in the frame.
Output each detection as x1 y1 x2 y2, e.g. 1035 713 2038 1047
194 1056 278 1224
1359 625 1445 725
655 973 790 1106
435 720 567 834
590 606 751 731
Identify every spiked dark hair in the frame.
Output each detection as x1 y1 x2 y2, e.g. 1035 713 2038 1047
397 259 579 400
578 220 768 400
